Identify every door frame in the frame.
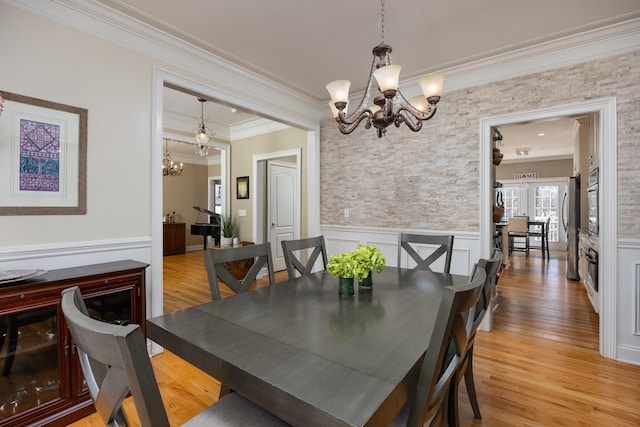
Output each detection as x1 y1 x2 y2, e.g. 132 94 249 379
480 98 617 359
252 148 301 249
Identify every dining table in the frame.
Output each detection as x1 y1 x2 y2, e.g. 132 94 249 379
147 267 469 427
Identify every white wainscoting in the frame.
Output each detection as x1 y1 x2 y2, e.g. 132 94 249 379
616 238 640 366
321 225 481 276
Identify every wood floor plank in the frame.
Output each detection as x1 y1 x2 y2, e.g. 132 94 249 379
70 250 640 426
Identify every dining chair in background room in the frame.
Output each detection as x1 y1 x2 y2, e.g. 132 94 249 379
398 233 455 273
60 286 289 427
507 216 529 257
281 236 328 280
448 249 503 427
527 217 551 259
204 243 276 301
390 265 486 427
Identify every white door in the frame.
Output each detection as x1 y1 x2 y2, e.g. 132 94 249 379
268 162 297 271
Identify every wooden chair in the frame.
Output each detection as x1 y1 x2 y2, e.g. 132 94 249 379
204 243 276 301
60 286 288 427
448 249 503 427
507 216 529 257
528 217 551 259
390 265 486 427
281 236 328 280
398 233 455 273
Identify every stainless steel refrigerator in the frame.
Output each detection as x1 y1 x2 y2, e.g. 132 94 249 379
563 176 580 280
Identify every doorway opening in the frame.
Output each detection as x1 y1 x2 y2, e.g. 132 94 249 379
480 98 617 358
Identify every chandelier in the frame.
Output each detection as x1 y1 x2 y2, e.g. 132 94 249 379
193 98 216 156
326 0 444 138
162 140 183 177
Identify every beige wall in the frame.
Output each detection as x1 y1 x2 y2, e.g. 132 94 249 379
320 51 640 238
230 127 308 243
0 5 156 246
496 159 573 181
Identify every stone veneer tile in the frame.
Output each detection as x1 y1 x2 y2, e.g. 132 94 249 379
320 51 640 237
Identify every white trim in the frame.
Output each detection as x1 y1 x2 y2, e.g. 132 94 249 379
480 97 617 358
6 0 640 118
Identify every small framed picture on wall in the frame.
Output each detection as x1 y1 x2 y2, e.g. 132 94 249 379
236 176 249 199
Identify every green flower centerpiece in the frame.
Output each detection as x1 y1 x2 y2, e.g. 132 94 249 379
327 245 386 296
352 245 386 289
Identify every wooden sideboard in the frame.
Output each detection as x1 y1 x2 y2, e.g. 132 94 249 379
0 260 147 427
163 222 186 255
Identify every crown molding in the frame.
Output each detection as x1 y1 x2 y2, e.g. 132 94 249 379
6 0 639 125
231 119 290 141
5 0 323 128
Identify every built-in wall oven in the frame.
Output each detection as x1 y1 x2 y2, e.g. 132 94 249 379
587 168 598 234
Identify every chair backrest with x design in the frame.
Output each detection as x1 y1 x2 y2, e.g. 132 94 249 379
398 233 455 273
61 286 170 427
281 236 328 280
204 243 276 301
404 265 486 427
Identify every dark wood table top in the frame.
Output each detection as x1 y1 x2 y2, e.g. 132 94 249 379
147 267 469 427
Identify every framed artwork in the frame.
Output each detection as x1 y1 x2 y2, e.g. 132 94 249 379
236 176 249 199
0 90 88 215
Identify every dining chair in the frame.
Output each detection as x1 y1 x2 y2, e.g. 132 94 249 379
204 243 276 301
398 233 455 273
281 236 328 280
448 249 503 427
60 286 289 427
507 216 529 257
391 265 486 427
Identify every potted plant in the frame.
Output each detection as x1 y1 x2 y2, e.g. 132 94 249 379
219 213 235 246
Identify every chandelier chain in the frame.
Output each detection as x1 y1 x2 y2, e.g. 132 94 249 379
380 0 385 42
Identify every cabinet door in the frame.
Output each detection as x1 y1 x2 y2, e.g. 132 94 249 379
0 303 68 423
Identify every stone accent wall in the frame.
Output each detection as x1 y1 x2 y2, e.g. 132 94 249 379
320 51 640 237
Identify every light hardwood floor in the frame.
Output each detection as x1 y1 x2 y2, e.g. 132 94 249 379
71 250 640 426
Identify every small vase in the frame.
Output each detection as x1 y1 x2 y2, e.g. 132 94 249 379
221 237 233 246
358 271 373 290
338 277 355 298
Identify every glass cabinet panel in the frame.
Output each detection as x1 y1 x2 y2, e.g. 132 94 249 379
0 306 60 420
84 289 133 325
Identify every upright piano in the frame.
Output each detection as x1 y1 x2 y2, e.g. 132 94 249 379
191 206 221 250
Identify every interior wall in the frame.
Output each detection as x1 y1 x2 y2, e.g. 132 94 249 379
320 50 640 239
0 5 156 247
496 159 573 180
230 127 308 242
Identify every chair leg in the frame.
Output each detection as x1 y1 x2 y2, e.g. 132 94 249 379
218 383 233 398
464 348 482 419
447 366 464 427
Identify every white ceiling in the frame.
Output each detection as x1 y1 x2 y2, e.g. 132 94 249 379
97 0 640 161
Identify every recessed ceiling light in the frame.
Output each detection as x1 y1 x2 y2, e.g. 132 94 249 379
538 133 545 136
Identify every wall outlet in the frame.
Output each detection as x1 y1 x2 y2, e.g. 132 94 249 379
344 208 350 218
238 209 247 217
